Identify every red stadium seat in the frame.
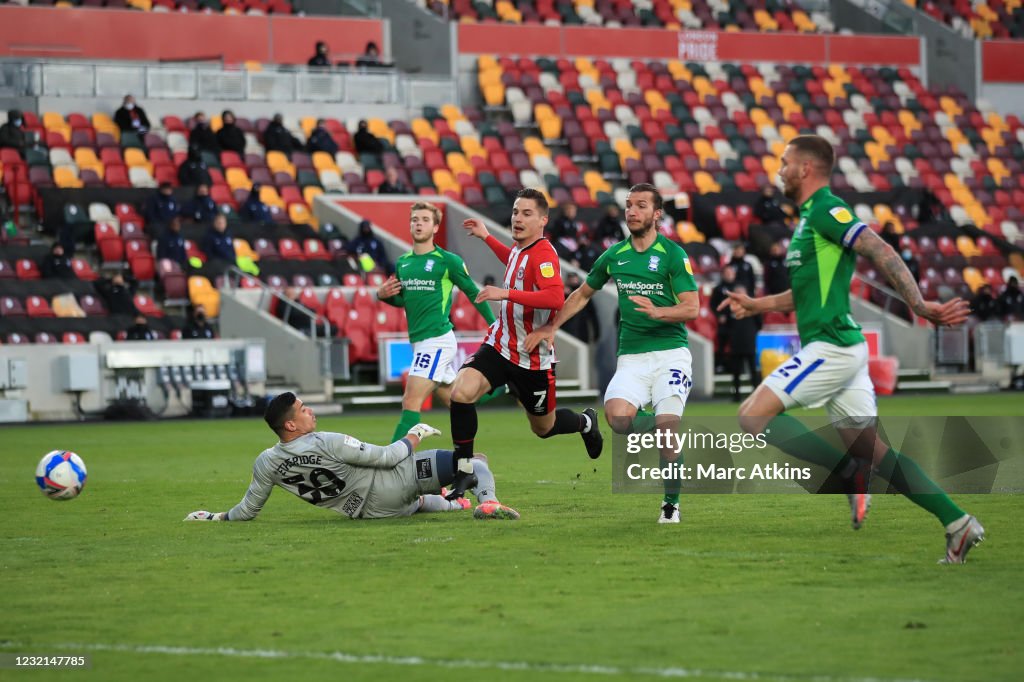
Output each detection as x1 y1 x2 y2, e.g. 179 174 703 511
71 258 99 281
25 295 55 317
16 259 41 280
133 293 163 317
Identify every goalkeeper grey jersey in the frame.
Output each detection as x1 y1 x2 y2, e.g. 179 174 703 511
227 432 415 521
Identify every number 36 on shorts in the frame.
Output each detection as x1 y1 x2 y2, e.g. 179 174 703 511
668 369 692 394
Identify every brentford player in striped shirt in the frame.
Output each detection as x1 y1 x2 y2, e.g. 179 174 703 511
446 189 603 492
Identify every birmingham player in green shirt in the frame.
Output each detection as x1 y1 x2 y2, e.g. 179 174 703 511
526 184 700 524
377 202 497 444
719 135 983 563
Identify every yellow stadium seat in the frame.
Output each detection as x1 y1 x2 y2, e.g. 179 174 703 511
939 96 963 119
259 185 284 208
478 68 502 90
777 124 799 143
289 204 317 227
432 169 459 193
303 186 323 207
694 171 720 194
233 239 258 262
461 136 486 160
871 125 896 147
127 0 152 10
54 166 83 189
962 267 986 293
188 276 221 318
411 118 440 145
225 167 252 191
692 138 718 166
123 148 152 174
762 155 781 179
441 104 464 123
53 293 86 318
300 117 317 138
666 60 691 82
483 84 506 107
613 138 640 163
74 148 104 177
477 55 498 72
987 157 1009 184
266 151 295 178
956 236 981 258
43 112 67 130
676 222 705 243
523 137 550 158
312 151 338 172
446 152 474 177
367 118 394 144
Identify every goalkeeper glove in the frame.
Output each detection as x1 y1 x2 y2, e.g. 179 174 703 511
184 510 227 521
406 423 442 441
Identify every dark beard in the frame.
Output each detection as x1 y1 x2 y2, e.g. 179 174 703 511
628 220 654 238
781 182 798 202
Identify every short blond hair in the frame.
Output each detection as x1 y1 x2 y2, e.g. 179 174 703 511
410 201 442 226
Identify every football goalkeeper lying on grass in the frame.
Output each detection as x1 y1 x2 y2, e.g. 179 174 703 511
185 392 519 523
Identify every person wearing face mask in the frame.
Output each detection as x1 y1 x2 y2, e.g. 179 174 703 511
216 110 246 156
178 145 213 187
0 109 27 156
144 182 180 226
114 95 150 135
308 40 331 68
900 246 919 283
180 183 219 223
189 111 219 153
182 305 216 339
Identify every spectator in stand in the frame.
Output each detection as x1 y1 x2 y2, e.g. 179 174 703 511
98 273 138 316
753 184 786 224
157 216 189 269
998 276 1024 318
202 213 235 267
376 166 409 195
880 221 901 252
663 191 691 225
39 242 76 280
180 183 219 223
126 314 157 341
241 184 272 224
355 41 382 68
710 265 738 373
114 94 150 136
727 284 761 402
178 145 213 188
182 305 216 339
216 110 246 156
560 271 600 344
308 41 331 68
763 242 789 295
144 182 180 226
353 119 383 155
594 203 625 248
971 283 999 321
349 219 392 274
0 109 27 157
547 201 583 260
900 246 920 283
573 233 603 272
189 111 219 153
306 119 339 155
263 114 303 157
727 242 756 293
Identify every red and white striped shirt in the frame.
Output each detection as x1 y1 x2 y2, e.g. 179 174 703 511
482 236 564 370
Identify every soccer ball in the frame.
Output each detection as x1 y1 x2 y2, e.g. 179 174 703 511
35 450 87 501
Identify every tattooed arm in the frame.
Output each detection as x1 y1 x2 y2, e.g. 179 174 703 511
851 229 970 326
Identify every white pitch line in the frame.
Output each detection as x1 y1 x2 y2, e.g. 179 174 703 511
0 640 941 682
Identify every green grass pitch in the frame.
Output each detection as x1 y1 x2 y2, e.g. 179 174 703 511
1 394 1022 682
